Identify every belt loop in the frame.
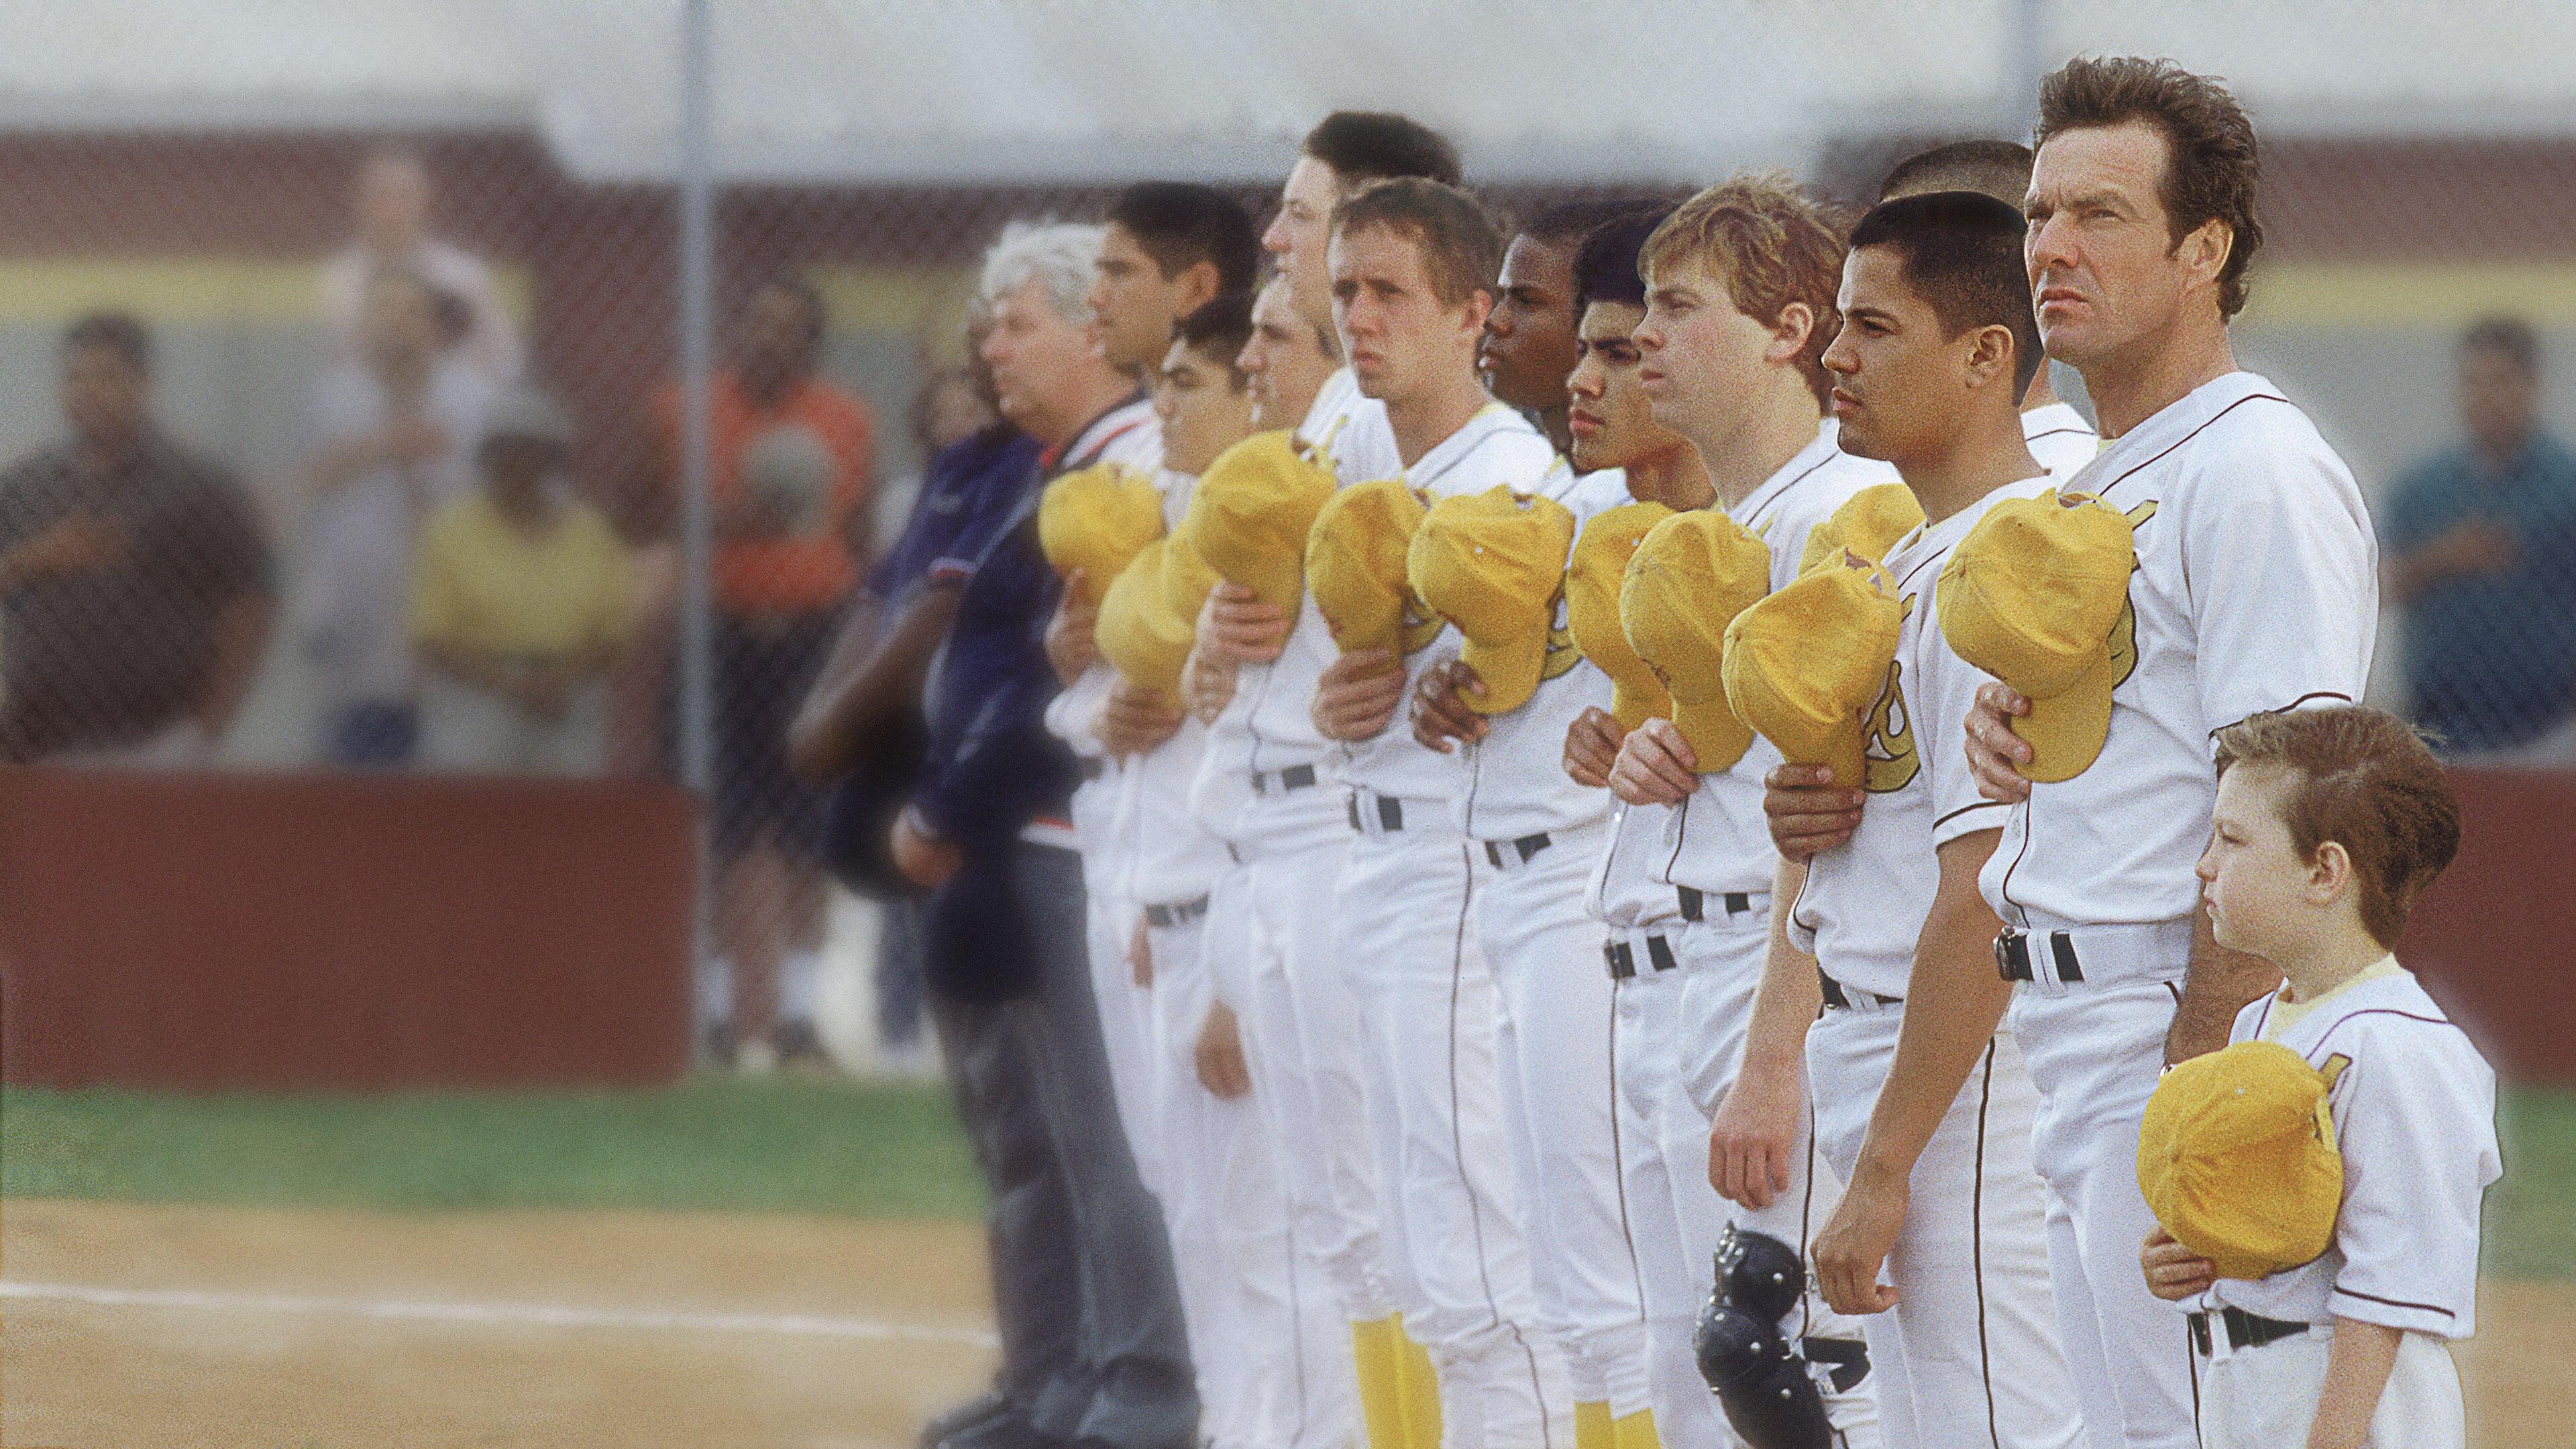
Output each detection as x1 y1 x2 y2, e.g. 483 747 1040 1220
1724 892 1751 917
1485 841 1506 869
1645 935 1678 973
1677 887 1704 922
1347 794 1362 833
2049 932 2084 983
1378 796 1403 831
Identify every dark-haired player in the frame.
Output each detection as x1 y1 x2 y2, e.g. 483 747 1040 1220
1092 182 1263 376
1719 190 2087 1449
1481 201 1666 454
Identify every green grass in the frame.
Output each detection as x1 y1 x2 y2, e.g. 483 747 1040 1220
2 1079 2571 1277
0 1077 981 1219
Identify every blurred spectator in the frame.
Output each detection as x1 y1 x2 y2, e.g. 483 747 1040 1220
411 388 633 776
645 278 877 1074
300 267 495 767
0 312 275 765
2383 316 2576 757
321 146 523 384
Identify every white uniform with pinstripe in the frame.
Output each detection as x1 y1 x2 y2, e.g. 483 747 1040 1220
1979 374 2377 1449
1790 472 2078 1449
2188 963 2497 1449
1607 422 1888 1448
1332 404 1574 1448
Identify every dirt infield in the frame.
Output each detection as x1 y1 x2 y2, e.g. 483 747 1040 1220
4 1198 2572 1448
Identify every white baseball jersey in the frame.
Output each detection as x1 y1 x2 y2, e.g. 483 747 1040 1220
1454 462 1629 842
1190 368 1395 837
1788 473 2059 1000
1125 470 1230 910
1336 403 1557 804
2023 400 2100 478
2197 960 2500 1338
1650 421 1901 898
1981 372 2377 932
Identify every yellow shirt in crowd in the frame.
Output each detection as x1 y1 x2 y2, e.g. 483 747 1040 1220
411 490 635 659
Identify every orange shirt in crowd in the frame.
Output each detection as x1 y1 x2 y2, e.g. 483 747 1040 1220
651 372 875 616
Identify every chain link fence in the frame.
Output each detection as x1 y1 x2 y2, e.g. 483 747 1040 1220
8 1 2576 1075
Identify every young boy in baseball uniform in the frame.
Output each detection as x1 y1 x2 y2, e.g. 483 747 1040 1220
1302 176 1577 1449
1717 193 2088 1449
1597 176 1896 1449
2140 706 2496 1449
1763 62 2381 1449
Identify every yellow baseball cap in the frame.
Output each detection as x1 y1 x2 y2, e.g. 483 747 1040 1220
1038 462 1163 608
1568 500 1675 730
1408 486 1580 715
1180 429 1338 612
1094 539 1188 696
1620 511 1772 773
1721 555 1902 792
2137 1040 2343 1281
1937 489 2137 784
1799 483 1926 574
1306 478 1436 663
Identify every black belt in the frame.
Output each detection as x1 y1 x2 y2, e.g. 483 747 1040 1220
1348 793 1406 832
1079 759 1107 783
2189 1307 2310 1356
1485 832 1552 868
1252 764 1318 796
1604 934 1680 980
1994 927 2084 983
1817 968 1900 1011
1676 887 1753 924
1143 896 1211 929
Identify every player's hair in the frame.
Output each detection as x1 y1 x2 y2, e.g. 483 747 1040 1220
1848 192 2045 396
2459 315 2540 376
1258 274 1342 364
1572 205 1675 311
1878 139 2035 205
62 310 152 371
1521 199 1668 250
1106 182 1263 297
1639 173 1849 407
1173 290 1257 389
1331 177 1507 312
978 220 1104 325
2212 706 2463 951
2038 56 2263 319
1303 111 1463 191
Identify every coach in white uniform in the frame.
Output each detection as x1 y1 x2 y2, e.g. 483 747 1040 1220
1605 178 1892 1449
1944 60 2379 1449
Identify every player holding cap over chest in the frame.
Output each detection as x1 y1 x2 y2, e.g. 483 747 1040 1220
1777 58 2380 1449
1716 190 2088 1449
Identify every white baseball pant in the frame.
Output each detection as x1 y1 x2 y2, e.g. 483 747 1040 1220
1148 891 1347 1449
1339 802 1568 1449
1615 907 1882 1449
1075 777 1164 1195
1474 816 1653 1421
2196 1324 2462 1449
1807 998 2080 1449
1232 793 1400 1327
2004 918 2202 1449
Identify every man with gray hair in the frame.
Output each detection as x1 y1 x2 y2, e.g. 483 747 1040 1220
892 221 1193 1449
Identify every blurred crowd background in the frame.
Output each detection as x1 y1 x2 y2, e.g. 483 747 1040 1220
9 0 2576 1080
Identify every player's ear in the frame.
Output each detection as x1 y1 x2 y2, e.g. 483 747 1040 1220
1458 286 1496 339
2307 838 2354 908
2178 217 2233 294
1964 324 2015 392
1764 303 1815 366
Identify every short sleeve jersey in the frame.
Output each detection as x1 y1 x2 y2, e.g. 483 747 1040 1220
1455 463 1631 841
1648 423 1902 898
1786 473 2055 1000
1336 403 1559 805
1980 373 2379 932
2198 962 2500 1338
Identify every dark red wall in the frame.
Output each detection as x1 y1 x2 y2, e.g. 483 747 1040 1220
0 767 696 1090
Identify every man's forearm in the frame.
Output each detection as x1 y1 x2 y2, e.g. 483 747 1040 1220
788 584 957 782
2167 902 2282 1063
1854 835 2011 1184
2306 1318 2404 1449
1741 858 1827 1076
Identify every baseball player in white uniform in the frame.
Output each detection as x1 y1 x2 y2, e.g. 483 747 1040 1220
1303 176 1575 1449
1721 193 2088 1449
1943 60 2380 1449
1597 178 1896 1449
2145 708 2496 1449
